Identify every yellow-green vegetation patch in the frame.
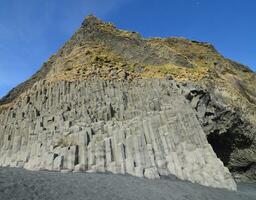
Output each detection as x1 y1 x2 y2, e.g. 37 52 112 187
141 63 210 81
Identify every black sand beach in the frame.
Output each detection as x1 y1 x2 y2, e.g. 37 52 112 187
0 167 255 200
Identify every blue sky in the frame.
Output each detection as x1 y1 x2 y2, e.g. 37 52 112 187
0 0 255 97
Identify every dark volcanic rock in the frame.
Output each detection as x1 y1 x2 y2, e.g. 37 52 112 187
0 15 255 186
182 83 256 181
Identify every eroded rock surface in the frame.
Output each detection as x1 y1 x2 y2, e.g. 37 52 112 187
0 79 236 190
0 15 255 191
182 83 256 182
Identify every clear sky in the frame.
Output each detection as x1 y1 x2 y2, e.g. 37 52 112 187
0 0 255 97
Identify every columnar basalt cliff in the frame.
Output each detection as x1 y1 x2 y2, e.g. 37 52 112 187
0 15 255 190
0 79 236 190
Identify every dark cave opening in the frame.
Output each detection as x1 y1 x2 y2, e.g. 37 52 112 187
207 128 254 170
207 130 235 166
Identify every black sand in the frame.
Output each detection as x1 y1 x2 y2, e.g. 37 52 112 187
0 167 255 200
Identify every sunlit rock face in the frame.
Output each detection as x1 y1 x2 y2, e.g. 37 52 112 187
1 15 255 191
0 79 236 190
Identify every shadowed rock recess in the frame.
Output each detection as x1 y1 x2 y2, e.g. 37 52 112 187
0 15 255 191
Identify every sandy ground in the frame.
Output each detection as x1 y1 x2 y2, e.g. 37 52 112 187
0 167 255 200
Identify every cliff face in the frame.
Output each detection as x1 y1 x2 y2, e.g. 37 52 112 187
0 15 255 189
0 78 236 190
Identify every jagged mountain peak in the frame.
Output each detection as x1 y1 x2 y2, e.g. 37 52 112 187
83 14 103 25
81 14 116 31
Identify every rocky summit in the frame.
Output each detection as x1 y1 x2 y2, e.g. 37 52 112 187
0 15 255 191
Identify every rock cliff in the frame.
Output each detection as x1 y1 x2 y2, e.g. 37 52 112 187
0 15 255 190
0 79 236 190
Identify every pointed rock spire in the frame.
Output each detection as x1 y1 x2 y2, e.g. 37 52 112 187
82 14 103 27
80 14 116 33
